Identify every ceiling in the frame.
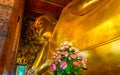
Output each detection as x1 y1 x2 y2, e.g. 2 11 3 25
24 0 72 18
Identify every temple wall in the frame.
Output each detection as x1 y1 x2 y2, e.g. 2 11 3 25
0 0 25 74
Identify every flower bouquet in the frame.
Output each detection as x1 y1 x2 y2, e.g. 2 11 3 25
50 41 87 75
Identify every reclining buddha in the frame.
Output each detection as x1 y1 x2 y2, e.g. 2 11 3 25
28 0 120 75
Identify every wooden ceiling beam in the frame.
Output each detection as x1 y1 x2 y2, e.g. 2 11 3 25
24 8 60 18
24 0 72 17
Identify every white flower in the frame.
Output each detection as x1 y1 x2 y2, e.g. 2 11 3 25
69 48 72 51
58 59 61 62
63 41 68 45
68 57 71 60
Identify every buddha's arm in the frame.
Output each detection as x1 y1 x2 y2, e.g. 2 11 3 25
32 41 48 70
30 32 51 74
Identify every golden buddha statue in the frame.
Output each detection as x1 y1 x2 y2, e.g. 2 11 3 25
51 0 120 50
51 0 120 75
27 15 57 75
29 0 120 75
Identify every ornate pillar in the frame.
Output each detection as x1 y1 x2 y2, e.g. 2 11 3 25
0 0 25 74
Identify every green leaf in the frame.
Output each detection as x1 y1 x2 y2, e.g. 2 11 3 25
57 72 61 75
78 71 84 75
66 48 69 51
65 65 71 74
54 70 58 75
69 59 74 63
59 68 64 73
73 72 78 75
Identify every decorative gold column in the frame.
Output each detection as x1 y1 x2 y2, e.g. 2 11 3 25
0 0 25 74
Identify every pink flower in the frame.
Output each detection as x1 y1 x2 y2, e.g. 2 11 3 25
82 58 87 64
83 64 87 68
73 61 79 66
75 49 79 53
64 46 69 48
56 55 61 60
77 53 83 59
60 61 67 69
70 54 76 59
62 51 68 56
50 64 56 71
59 47 65 50
82 58 87 68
